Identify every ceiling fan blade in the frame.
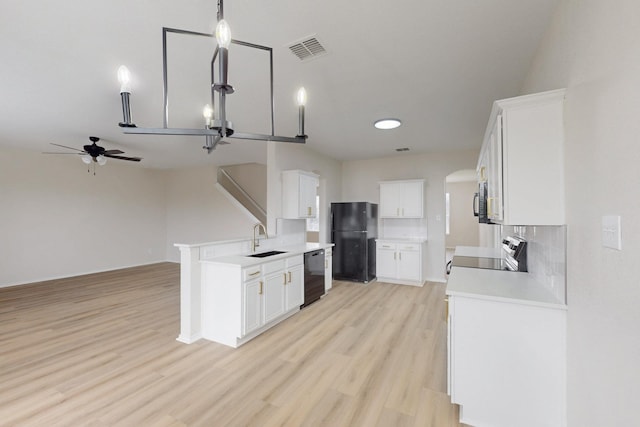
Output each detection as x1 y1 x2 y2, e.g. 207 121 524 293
42 152 82 155
50 143 84 152
102 149 125 155
104 154 142 162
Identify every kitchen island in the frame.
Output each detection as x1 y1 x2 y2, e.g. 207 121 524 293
446 248 567 427
175 235 332 346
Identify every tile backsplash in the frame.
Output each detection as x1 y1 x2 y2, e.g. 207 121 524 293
380 218 428 240
503 225 567 304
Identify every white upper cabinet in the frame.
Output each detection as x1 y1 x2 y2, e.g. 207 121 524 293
282 170 319 219
379 179 424 218
479 89 566 225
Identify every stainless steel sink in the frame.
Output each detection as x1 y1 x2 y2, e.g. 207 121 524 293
246 250 287 258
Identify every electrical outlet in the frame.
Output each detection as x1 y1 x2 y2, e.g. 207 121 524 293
602 215 622 250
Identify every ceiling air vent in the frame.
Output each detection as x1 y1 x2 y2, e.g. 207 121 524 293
288 36 327 61
395 148 410 152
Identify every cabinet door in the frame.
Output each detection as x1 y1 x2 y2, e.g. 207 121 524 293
487 114 504 221
263 272 286 323
376 245 397 278
298 173 318 218
397 249 421 282
285 265 304 310
324 252 333 291
379 183 401 217
400 181 424 218
243 279 263 336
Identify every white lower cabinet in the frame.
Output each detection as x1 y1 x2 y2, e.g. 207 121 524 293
242 278 263 336
375 240 425 286
324 248 333 291
285 258 304 310
263 271 286 323
448 295 566 427
203 254 305 348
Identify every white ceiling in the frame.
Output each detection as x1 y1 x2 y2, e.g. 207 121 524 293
0 0 559 169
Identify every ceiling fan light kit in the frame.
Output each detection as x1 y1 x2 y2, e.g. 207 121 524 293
44 136 142 174
117 0 308 154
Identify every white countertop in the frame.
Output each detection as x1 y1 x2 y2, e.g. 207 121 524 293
200 242 333 268
446 266 566 310
454 245 502 258
376 237 427 243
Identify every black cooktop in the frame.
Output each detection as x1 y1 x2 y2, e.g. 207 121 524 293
451 256 511 271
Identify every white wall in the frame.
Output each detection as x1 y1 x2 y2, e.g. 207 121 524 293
445 181 480 248
341 149 478 282
267 142 342 243
0 148 167 287
522 1 640 425
164 164 257 262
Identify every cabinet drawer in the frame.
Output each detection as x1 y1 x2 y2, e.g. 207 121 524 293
286 255 304 267
263 259 286 275
243 266 262 281
377 242 396 250
399 243 420 251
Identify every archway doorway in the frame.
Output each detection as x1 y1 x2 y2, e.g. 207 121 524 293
444 169 479 265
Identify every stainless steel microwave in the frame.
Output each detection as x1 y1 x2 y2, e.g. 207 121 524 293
473 181 491 224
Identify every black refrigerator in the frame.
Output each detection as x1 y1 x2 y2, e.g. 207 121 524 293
331 202 378 283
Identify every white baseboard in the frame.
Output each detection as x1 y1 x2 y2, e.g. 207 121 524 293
0 260 177 289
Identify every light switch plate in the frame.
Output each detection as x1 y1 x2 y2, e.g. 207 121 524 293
602 215 622 250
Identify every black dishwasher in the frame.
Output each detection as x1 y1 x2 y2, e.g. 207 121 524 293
301 249 325 308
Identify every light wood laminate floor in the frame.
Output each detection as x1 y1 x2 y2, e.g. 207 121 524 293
0 263 462 426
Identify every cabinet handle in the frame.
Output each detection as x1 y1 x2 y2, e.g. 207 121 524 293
397 207 400 216
487 198 493 217
283 273 287 284
259 281 263 295
308 206 312 216
444 297 449 318
249 270 260 277
288 271 292 283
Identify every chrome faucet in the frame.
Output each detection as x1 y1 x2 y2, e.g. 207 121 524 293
252 223 268 252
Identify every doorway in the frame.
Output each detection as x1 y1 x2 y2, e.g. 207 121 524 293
444 169 479 264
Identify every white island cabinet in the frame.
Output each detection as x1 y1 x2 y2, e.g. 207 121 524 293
324 247 333 291
375 239 425 286
447 267 567 427
202 254 303 348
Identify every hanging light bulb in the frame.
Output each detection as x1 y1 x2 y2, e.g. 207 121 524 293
203 104 214 127
117 65 136 127
296 87 307 107
117 65 131 94
296 87 307 138
97 155 107 166
81 154 92 164
215 20 232 49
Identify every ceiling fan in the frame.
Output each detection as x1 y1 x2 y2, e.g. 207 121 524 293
44 136 142 172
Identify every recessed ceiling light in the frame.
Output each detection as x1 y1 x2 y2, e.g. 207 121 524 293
374 118 402 130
